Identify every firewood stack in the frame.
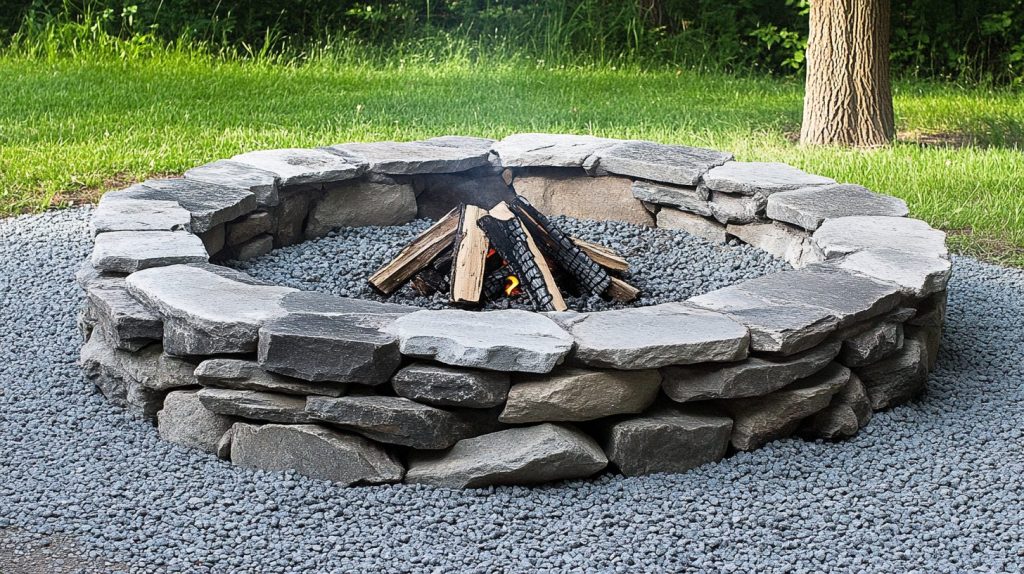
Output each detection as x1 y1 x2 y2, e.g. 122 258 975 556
368 194 639 311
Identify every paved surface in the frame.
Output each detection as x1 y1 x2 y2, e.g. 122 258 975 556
1 208 1022 573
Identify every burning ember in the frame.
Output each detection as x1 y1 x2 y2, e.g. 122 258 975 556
504 275 521 297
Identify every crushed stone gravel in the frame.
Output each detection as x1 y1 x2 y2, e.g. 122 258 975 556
1 207 1022 573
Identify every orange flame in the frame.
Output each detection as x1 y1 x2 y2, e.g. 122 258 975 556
504 275 521 297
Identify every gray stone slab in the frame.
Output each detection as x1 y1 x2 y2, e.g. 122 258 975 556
84 277 163 350
305 395 500 450
491 133 621 168
230 423 404 485
125 264 296 355
630 180 711 215
195 358 346 397
656 208 727 243
91 196 192 235
392 309 574 374
157 390 235 454
813 216 948 260
585 140 733 186
602 406 733 476
556 303 749 370
91 231 208 273
110 179 257 233
708 191 767 224
701 162 835 196
258 313 401 384
78 333 184 420
766 184 909 231
305 178 417 237
279 291 416 316
405 423 607 488
726 222 824 268
231 148 368 187
835 248 952 298
662 340 841 402
719 362 850 450
327 138 493 174
391 363 510 408
199 224 226 256
232 234 274 261
226 211 274 246
184 159 281 206
855 330 930 410
197 388 314 423
499 368 661 423
800 373 873 439
839 321 904 368
272 190 317 246
512 169 654 227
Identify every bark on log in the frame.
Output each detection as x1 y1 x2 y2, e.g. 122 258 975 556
367 208 460 294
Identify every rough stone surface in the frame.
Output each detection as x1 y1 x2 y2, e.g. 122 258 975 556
232 234 274 261
726 221 825 268
708 191 767 224
586 140 733 186
126 264 296 355
630 180 711 215
491 133 621 168
499 368 661 423
405 423 608 488
391 363 510 408
197 388 314 424
231 148 367 187
603 406 733 476
111 179 257 234
557 303 749 370
512 168 654 226
199 224 225 256
84 277 163 350
328 139 493 174
258 312 401 384
90 231 207 273
157 391 235 454
195 358 346 397
766 184 908 231
184 159 280 206
226 211 274 246
230 423 404 485
272 190 317 246
799 373 873 439
655 208 727 243
814 216 949 260
839 321 905 368
835 248 952 298
720 362 851 450
305 395 500 450
412 170 513 220
702 162 835 196
305 178 417 237
393 309 575 373
856 331 930 410
91 197 192 235
662 340 841 402
78 334 172 419
279 291 416 316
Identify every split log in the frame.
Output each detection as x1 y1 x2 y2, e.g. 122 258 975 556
449 205 490 305
605 277 640 303
478 204 567 312
368 208 460 294
572 237 629 273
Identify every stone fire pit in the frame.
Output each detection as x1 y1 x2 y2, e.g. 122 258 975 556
77 134 951 488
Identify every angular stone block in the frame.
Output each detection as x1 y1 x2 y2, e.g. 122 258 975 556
391 363 510 408
701 162 835 196
195 358 346 397
835 248 952 298
327 138 493 174
185 159 280 207
839 321 904 368
656 208 727 243
512 168 654 227
91 231 208 273
84 276 163 350
305 178 417 237
708 191 767 224
799 373 872 440
813 216 948 260
91 197 191 235
226 211 274 246
492 133 621 168
586 140 733 186
232 234 274 261
271 190 317 247
158 390 235 453
197 388 314 424
726 221 824 268
110 179 257 234
499 368 661 423
856 331 930 410
231 148 367 187
630 180 711 215
603 406 733 476
766 183 908 231
199 224 226 257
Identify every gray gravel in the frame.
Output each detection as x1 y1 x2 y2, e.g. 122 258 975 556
229 217 790 311
2 207 1023 573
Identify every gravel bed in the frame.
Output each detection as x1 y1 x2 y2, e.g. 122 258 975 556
2 207 1023 573
228 217 790 311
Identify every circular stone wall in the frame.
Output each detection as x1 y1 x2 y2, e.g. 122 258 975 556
78 133 951 488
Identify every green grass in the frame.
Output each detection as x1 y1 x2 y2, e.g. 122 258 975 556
1 51 1022 264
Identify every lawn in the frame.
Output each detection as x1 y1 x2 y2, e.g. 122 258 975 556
1 52 1021 263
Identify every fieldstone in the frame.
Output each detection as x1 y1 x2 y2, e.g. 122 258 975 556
195 358 346 397
839 321 904 368
226 211 274 246
405 423 607 488
231 148 367 187
113 179 257 233
499 368 661 423
908 324 942 371
412 170 514 220
126 264 296 355
91 231 208 273
84 277 163 350
157 390 235 453
766 183 908 231
392 309 575 374
230 423 404 485
909 291 947 328
327 138 493 174
305 178 417 237
661 340 841 402
720 362 850 450
585 140 733 186
702 162 835 196
856 331 930 410
78 334 170 419
272 190 317 246
813 216 948 260
279 291 416 316
199 225 226 256
232 234 274 261
512 168 654 226
91 197 191 235
556 303 749 370
630 180 711 215
726 221 824 268
215 426 235 459
491 133 621 168
602 406 733 476
656 208 727 243
197 388 314 423
184 159 280 206
258 313 401 384
708 191 767 224
391 363 510 408
305 395 500 450
835 248 952 298
799 373 873 439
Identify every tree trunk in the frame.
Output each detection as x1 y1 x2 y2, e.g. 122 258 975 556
800 0 894 147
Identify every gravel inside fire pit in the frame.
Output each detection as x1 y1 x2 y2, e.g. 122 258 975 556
229 217 791 311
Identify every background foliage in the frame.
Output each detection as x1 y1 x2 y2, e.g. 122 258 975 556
1 0 1022 83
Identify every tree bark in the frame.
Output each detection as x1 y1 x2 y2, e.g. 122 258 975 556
800 0 894 147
